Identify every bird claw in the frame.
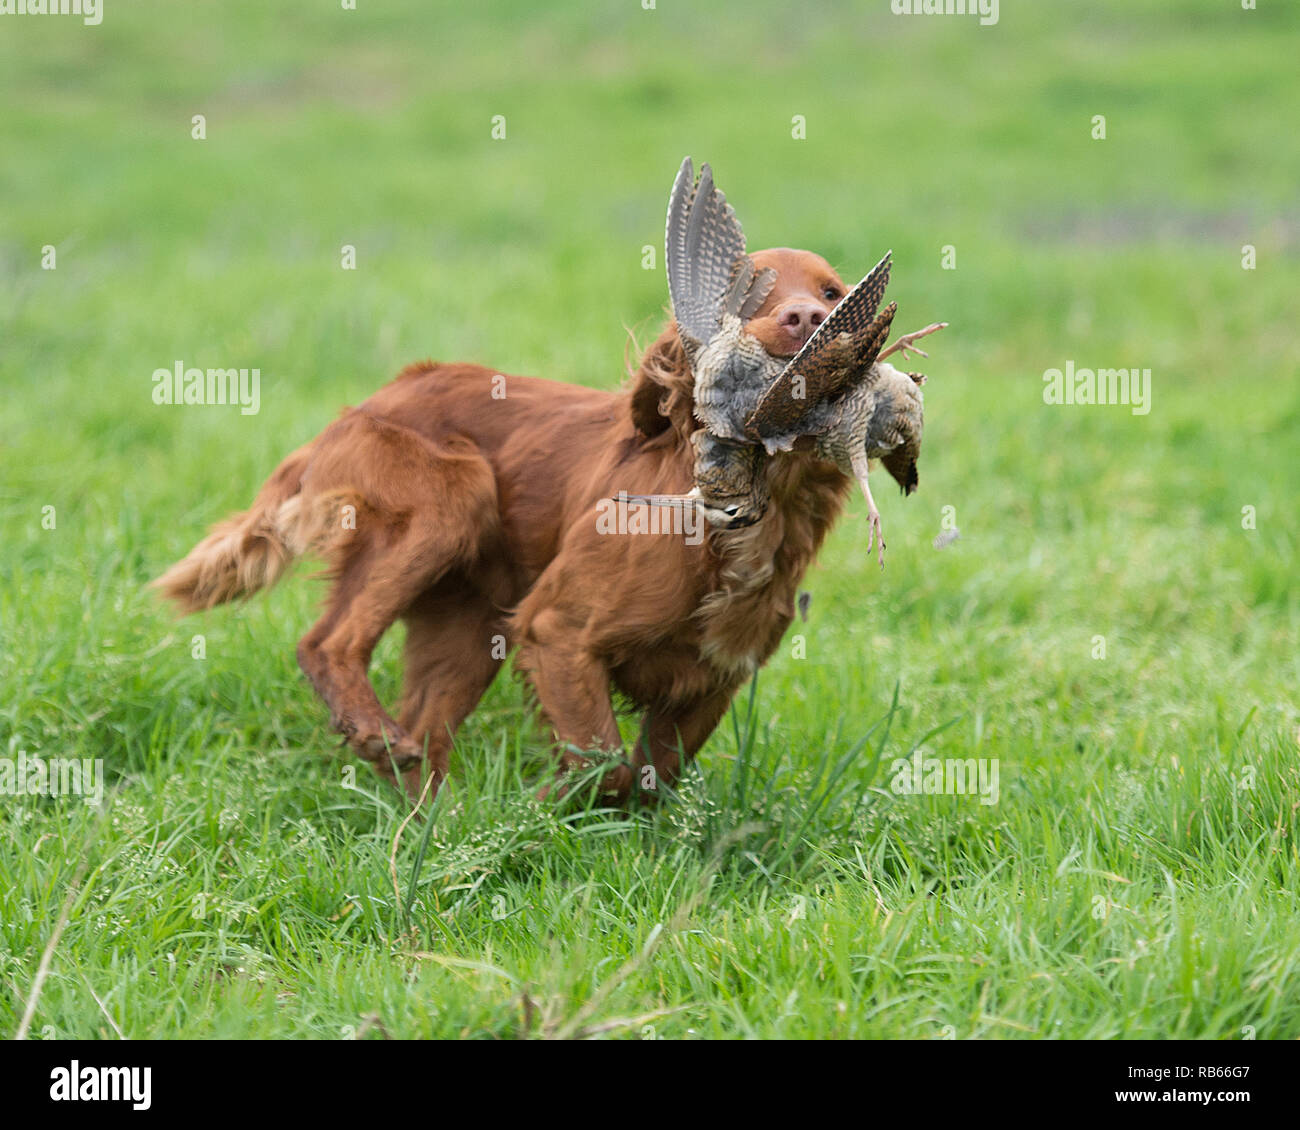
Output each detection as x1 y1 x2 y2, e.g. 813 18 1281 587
851 460 887 572
880 322 947 363
865 508 886 570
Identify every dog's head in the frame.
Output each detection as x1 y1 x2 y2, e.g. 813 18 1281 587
742 248 850 357
631 247 849 438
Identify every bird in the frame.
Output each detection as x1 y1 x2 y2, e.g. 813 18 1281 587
619 428 769 530
745 259 943 568
652 158 946 555
664 157 786 441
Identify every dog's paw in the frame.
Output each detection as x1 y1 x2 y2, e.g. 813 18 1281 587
539 757 634 807
355 728 422 770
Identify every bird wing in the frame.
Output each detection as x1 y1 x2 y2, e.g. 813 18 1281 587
744 251 893 439
666 158 767 344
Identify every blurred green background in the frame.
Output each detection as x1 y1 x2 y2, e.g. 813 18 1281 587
1 0 1298 1039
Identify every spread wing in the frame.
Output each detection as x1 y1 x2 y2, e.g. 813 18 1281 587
666 157 772 343
744 251 893 438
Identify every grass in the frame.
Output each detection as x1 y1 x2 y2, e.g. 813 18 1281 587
1 0 1298 1039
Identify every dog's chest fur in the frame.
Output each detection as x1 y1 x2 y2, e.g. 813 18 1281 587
692 525 783 677
694 457 848 678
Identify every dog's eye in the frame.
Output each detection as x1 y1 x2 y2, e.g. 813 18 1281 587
823 287 841 301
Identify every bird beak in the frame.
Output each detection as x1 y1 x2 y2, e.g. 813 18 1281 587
614 492 701 509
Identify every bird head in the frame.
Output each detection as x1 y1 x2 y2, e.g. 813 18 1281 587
617 488 762 530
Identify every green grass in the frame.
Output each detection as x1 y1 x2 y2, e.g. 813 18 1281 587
1 0 1298 1039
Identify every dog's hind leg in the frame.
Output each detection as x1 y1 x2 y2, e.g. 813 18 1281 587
292 414 502 796
297 550 431 785
394 585 506 799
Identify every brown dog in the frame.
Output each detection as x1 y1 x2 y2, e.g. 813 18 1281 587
153 248 857 802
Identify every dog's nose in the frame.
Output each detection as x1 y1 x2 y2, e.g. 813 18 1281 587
777 303 826 346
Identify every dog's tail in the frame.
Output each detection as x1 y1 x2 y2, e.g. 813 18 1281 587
151 442 316 614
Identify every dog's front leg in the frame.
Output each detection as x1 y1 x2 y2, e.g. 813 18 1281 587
515 607 633 803
632 689 736 802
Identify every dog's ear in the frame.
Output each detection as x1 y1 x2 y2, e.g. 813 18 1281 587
628 324 694 440
630 373 669 437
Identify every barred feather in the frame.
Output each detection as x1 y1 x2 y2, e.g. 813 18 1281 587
665 158 751 344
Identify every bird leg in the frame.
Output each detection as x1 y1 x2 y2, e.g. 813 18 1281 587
879 321 947 363
850 448 886 570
